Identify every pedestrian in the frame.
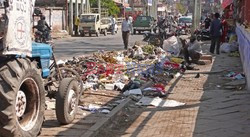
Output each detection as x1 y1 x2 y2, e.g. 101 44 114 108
74 15 80 36
210 13 222 54
110 15 116 35
221 15 228 43
204 14 211 29
182 36 204 65
128 15 133 34
122 16 131 49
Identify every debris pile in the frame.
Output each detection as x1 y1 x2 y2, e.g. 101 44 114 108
57 41 190 112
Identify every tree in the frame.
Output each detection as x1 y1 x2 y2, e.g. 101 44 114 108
176 3 187 15
90 0 120 16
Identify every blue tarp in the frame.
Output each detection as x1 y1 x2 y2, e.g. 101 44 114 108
236 24 250 90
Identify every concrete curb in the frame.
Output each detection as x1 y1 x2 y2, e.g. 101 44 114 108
81 98 132 137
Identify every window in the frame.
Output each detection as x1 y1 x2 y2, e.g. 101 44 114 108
179 17 192 23
80 15 96 23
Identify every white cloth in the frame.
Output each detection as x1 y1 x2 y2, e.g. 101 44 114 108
128 16 133 24
122 20 131 32
187 41 202 54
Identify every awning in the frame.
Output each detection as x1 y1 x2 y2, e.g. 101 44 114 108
222 0 233 9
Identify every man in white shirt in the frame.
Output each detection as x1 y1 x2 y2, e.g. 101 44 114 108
182 36 203 64
122 16 131 49
111 15 116 35
128 15 133 34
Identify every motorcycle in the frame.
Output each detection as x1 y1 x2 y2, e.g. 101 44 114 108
143 26 175 48
143 32 164 48
194 28 211 41
176 23 190 36
35 29 51 43
34 26 52 43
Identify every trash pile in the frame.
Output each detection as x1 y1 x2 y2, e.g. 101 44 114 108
220 34 239 53
58 40 187 112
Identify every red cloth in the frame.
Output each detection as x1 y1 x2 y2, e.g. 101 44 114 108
221 19 229 43
164 61 180 69
222 0 233 9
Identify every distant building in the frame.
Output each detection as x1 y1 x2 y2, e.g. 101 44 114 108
35 0 67 32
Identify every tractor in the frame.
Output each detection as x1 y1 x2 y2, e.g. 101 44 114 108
0 0 82 137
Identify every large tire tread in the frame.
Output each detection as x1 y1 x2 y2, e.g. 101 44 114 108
0 58 45 137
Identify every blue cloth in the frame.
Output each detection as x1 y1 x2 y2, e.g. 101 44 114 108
210 18 222 37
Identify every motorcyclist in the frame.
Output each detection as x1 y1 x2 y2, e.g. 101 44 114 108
157 18 167 39
34 15 51 41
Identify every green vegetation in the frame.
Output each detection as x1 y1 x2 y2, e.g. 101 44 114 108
90 0 120 16
176 3 187 15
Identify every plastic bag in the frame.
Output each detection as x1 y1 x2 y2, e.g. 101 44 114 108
220 43 231 53
162 36 182 57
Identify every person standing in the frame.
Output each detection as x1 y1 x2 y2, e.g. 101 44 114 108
221 15 228 43
128 15 133 34
74 15 80 36
110 15 116 35
210 13 222 54
204 14 211 29
122 16 131 49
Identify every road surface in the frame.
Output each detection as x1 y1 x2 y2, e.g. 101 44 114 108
53 31 143 60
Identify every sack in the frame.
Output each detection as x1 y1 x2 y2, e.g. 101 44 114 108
220 42 238 53
220 43 231 53
162 36 181 57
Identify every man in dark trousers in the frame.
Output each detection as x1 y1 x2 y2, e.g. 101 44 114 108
210 13 222 54
122 16 131 49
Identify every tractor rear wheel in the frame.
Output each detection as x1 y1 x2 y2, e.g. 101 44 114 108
0 58 45 137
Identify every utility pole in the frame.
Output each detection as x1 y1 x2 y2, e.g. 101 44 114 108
69 0 73 35
191 0 201 35
80 0 84 14
132 0 134 16
75 0 79 19
65 0 68 30
98 0 101 18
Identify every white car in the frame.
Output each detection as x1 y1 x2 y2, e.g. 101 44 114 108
101 18 118 34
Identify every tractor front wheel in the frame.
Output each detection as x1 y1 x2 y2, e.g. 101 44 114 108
56 78 79 124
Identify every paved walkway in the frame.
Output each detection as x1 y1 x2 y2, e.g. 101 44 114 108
118 45 250 137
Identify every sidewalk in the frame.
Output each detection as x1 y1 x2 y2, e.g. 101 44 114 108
96 42 250 137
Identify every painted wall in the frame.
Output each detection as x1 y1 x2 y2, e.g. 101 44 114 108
34 8 66 32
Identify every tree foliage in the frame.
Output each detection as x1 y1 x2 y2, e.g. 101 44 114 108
176 3 187 15
90 0 120 16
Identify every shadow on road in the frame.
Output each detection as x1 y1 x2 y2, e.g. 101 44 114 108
192 50 250 136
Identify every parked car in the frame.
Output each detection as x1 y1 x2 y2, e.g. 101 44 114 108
178 16 192 28
100 18 118 34
79 13 108 37
133 16 153 34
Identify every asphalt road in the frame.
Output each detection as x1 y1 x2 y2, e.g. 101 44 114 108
53 31 143 60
